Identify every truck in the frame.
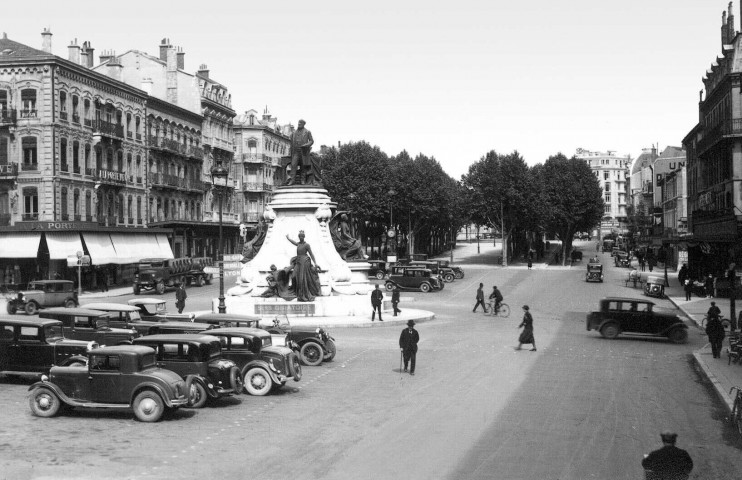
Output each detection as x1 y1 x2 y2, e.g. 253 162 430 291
133 258 191 295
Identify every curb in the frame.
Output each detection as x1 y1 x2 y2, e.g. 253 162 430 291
692 350 734 413
308 313 437 329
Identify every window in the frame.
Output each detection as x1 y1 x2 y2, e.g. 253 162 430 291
61 188 68 219
605 193 611 203
127 196 132 220
604 205 611 213
117 150 123 172
60 138 68 171
118 194 124 220
23 187 38 219
72 141 80 173
84 144 90 172
604 172 609 180
604 183 610 192
135 116 141 139
22 137 37 167
71 95 79 123
85 191 91 218
0 136 7 165
73 189 80 217
21 89 36 117
0 90 8 115
83 98 91 125
59 91 67 120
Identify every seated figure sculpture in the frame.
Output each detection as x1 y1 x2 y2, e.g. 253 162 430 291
330 213 366 261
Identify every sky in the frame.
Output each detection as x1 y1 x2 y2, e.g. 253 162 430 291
3 0 728 179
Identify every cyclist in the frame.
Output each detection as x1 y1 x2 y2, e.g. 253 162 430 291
488 286 504 316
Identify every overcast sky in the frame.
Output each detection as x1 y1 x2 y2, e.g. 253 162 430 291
3 0 727 179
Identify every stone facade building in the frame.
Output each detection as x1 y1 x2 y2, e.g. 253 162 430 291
575 148 631 237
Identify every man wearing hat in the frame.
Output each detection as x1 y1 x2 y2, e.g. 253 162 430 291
399 320 419 375
641 431 693 479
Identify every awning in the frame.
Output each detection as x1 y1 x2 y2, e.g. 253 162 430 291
0 233 41 258
45 232 84 260
82 233 120 265
109 233 140 264
155 234 175 259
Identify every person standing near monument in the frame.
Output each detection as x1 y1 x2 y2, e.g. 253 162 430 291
286 119 316 186
175 283 187 314
371 284 384 321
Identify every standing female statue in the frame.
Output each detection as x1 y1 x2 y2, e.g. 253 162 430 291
285 230 322 301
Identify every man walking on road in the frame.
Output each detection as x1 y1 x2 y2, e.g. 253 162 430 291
175 283 187 314
705 312 725 359
371 284 384 321
473 283 487 313
399 319 419 375
391 285 401 316
641 431 693 479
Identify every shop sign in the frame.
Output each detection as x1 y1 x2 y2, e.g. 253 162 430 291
22 222 85 230
96 169 127 185
678 251 688 264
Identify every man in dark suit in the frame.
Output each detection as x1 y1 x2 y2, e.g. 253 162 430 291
399 319 419 375
391 285 401 316
641 431 693 479
371 284 384 321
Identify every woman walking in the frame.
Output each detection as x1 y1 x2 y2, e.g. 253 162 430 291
516 305 537 351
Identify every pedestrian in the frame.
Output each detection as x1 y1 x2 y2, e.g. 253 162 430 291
175 282 187 314
473 282 487 313
639 256 646 272
527 256 532 269
705 311 725 359
596 241 600 252
648 257 655 272
707 301 721 321
705 274 714 298
641 431 693 479
488 286 503 316
371 284 383 321
516 305 536 351
399 319 419 375
683 279 692 301
98 268 108 292
391 285 401 316
678 263 689 288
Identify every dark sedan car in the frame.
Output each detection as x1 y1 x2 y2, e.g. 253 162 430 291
385 267 444 293
39 307 139 346
586 297 688 343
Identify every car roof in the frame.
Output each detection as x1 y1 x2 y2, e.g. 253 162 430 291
207 327 270 338
133 334 220 344
0 317 63 327
91 345 155 356
195 313 261 322
27 280 74 285
82 303 140 312
128 298 166 305
138 258 168 262
40 308 111 317
601 297 655 304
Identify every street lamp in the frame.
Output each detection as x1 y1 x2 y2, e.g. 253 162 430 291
448 214 454 264
387 189 396 260
211 159 229 314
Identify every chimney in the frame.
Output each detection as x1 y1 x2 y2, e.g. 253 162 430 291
728 2 735 43
68 39 81 64
99 49 113 64
41 28 52 53
197 63 209 79
176 46 185 70
141 77 153 95
84 42 94 67
80 49 88 67
159 38 171 62
106 52 123 82
166 47 178 104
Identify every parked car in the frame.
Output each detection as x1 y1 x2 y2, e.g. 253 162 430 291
204 327 302 396
261 316 335 367
83 302 210 336
127 298 194 322
6 280 78 315
385 267 444 293
186 257 214 287
39 307 139 346
368 260 392 280
408 260 456 283
585 262 603 283
194 313 299 352
644 275 666 298
132 334 243 408
585 297 688 343
436 260 465 279
0 318 98 376
614 251 631 267
28 345 189 422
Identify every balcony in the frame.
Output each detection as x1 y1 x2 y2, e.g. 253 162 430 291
22 213 39 221
187 146 204 160
92 119 124 141
19 109 37 119
21 163 38 171
85 167 95 176
160 138 187 155
73 165 80 174
84 118 92 127
697 118 742 155
98 215 117 226
136 176 142 184
243 182 272 192
128 217 134 224
0 214 9 226
137 218 143 225
0 109 17 125
148 135 159 148
0 164 18 178
59 111 68 121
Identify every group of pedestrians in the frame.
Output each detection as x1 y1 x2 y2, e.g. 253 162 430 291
472 283 503 316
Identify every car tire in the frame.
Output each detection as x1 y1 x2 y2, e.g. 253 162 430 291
600 323 620 339
668 328 688 344
155 281 165 295
385 282 395 292
420 283 431 293
243 367 273 396
444 273 455 283
197 276 205 287
24 302 39 315
29 387 61 418
323 339 337 362
133 285 140 295
6 303 16 314
132 390 165 422
230 366 243 393
187 380 208 408
455 272 464 279
300 342 324 366
375 271 385 280
64 299 77 308
291 355 302 381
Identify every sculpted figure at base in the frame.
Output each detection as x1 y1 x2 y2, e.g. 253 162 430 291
330 212 366 261
285 119 321 186
241 220 266 263
286 230 322 302
261 264 296 300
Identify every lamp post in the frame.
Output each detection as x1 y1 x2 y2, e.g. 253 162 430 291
388 189 396 260
76 251 83 297
448 214 454 264
211 159 229 314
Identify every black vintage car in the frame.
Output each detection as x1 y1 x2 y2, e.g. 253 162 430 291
6 280 78 315
132 334 242 408
0 318 97 376
586 297 688 343
204 327 302 396
385 266 444 293
368 260 392 280
436 260 465 279
84 302 211 336
408 260 456 283
585 262 603 282
39 307 139 346
28 345 189 422
262 316 336 367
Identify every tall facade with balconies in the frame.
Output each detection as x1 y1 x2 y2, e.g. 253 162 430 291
575 148 631 237
682 2 742 277
233 108 291 232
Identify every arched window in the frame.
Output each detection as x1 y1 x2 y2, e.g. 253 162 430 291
127 196 133 222
117 193 124 220
60 138 68 171
61 187 68 220
72 141 80 173
22 137 37 168
117 150 123 172
85 191 91 220
73 189 80 219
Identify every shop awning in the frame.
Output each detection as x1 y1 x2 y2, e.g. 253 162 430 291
45 232 84 260
155 234 175 259
82 233 120 265
109 233 140 264
0 233 41 258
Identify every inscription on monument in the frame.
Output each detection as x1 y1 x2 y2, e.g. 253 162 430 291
254 304 316 316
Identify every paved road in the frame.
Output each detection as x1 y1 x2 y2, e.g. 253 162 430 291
2 247 742 479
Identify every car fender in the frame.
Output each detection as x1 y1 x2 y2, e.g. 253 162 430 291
242 360 283 383
28 380 76 406
597 319 621 333
130 382 177 407
60 355 88 366
659 323 688 336
186 374 220 399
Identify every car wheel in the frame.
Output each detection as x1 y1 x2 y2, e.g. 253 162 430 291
291 355 302 381
444 273 455 283
187 381 208 408
64 299 77 308
155 281 166 295
667 328 688 344
243 367 273 396
455 272 464 279
600 323 620 339
420 283 431 293
385 282 395 292
133 285 140 295
375 271 385 280
24 302 39 315
6 303 16 314
323 339 337 362
132 390 165 422
300 342 324 366
230 366 243 393
197 276 205 287
29 387 61 418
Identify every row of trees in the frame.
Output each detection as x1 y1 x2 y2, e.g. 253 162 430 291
319 142 605 264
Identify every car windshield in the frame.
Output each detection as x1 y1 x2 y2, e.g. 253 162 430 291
27 282 45 291
43 324 64 340
206 341 222 359
141 352 157 369
128 311 142 322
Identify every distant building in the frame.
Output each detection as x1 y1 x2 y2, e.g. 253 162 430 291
654 146 687 268
575 148 631 237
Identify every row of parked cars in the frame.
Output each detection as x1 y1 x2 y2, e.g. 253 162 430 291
1 298 337 422
368 258 465 293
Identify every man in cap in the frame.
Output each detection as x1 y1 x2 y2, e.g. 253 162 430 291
399 319 419 375
641 431 693 479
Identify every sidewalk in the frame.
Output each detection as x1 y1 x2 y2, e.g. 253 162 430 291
664 277 741 412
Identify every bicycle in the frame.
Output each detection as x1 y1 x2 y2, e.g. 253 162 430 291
700 314 731 331
486 301 510 318
729 386 742 434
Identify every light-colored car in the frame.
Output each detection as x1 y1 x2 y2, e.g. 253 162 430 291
6 280 78 315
